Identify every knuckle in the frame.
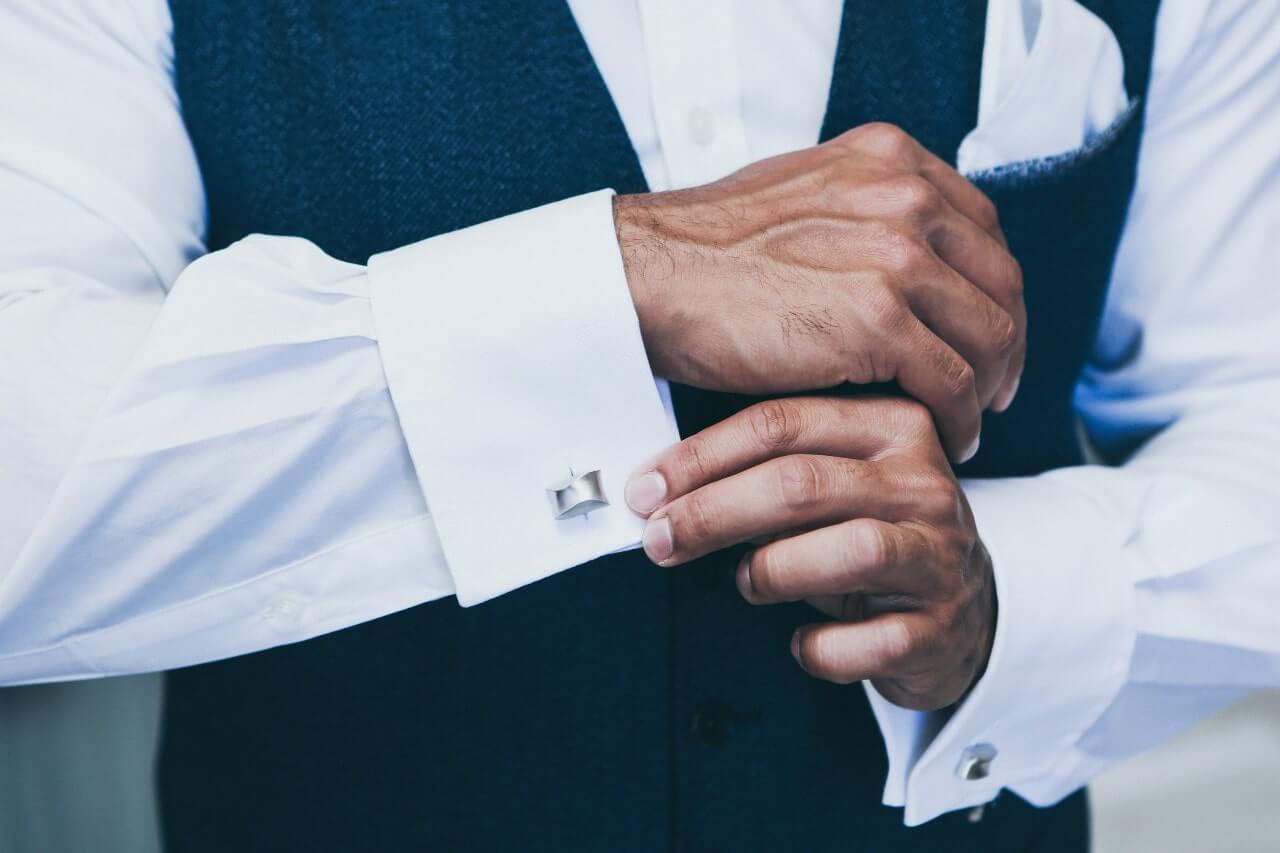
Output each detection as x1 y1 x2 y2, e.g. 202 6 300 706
873 397 936 444
1005 255 1025 301
777 455 828 512
678 491 718 544
874 225 928 275
747 399 804 454
878 619 917 666
944 359 977 401
675 436 717 486
846 521 890 569
925 467 961 502
990 310 1020 359
906 468 960 518
846 345 892 386
854 122 915 161
885 174 941 220
888 675 944 709
860 273 908 331
884 397 934 433
987 253 1025 311
974 193 1000 231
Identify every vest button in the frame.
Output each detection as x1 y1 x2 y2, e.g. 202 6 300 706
689 699 733 746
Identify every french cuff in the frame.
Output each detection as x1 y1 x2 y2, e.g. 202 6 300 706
368 190 678 606
866 474 1141 826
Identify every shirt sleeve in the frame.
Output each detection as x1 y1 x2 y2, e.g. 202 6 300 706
866 0 1280 825
0 1 674 684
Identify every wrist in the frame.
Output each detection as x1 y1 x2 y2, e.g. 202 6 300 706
613 194 663 368
615 192 701 383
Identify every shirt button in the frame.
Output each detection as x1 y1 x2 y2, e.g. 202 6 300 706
689 698 733 746
686 106 717 147
267 596 303 624
956 743 998 781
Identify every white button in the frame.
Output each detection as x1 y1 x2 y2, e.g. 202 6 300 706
956 743 998 781
686 107 717 147
267 597 303 624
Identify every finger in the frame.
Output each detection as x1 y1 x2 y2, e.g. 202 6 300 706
625 397 914 516
737 518 932 603
790 612 934 685
927 208 1026 411
913 149 1008 248
928 203 1024 319
886 316 982 463
992 339 1025 413
836 174 1023 414
900 249 1019 408
643 455 892 566
841 123 1006 248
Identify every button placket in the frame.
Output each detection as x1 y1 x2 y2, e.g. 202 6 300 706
637 0 751 188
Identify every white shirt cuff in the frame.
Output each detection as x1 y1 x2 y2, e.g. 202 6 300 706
867 474 1141 825
368 190 678 605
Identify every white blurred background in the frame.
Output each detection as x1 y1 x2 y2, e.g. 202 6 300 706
1 678 1277 852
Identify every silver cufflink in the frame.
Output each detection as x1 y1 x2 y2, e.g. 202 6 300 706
547 468 609 520
956 743 998 781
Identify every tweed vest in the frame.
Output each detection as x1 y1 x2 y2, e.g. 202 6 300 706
160 2 1160 850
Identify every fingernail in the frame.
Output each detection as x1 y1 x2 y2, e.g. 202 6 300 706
642 516 674 563
961 435 980 464
735 553 756 602
790 631 804 667
625 471 667 515
993 376 1021 412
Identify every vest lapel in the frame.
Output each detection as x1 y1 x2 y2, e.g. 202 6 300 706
447 0 651 190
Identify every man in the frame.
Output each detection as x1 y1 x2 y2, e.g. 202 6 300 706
0 1 1277 851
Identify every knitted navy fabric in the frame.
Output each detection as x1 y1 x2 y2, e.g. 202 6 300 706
160 2 1160 851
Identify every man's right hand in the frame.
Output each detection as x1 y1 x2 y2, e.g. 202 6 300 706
615 122 1024 463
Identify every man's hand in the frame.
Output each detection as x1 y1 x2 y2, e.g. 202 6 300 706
624 396 995 711
616 123 1024 463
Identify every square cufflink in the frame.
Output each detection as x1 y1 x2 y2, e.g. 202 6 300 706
547 468 609 520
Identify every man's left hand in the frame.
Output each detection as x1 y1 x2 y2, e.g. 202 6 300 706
624 396 995 711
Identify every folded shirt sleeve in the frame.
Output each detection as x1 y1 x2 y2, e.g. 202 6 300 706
369 190 678 606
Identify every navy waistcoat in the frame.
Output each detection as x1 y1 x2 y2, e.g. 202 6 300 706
160 2 1160 851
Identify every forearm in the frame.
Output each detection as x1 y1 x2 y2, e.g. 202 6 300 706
0 202 447 681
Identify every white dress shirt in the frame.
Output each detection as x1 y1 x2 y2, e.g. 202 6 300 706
1 0 1278 827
